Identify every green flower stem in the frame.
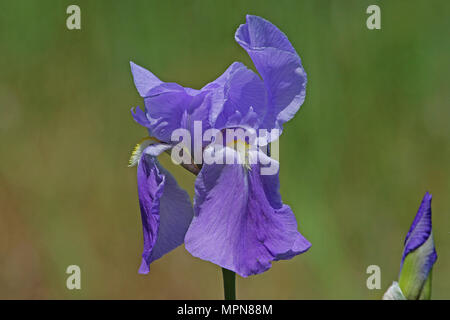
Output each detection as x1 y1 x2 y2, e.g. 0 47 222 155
222 268 236 300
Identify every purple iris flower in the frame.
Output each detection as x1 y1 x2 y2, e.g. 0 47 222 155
129 15 311 277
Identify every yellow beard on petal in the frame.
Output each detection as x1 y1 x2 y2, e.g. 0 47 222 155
128 136 160 167
226 139 252 171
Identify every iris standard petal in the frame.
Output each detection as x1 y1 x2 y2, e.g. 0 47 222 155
144 84 211 143
203 62 268 130
130 62 211 143
185 148 310 277
130 61 163 97
137 152 193 274
143 84 195 142
235 15 307 133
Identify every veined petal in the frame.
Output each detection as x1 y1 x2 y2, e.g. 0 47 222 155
144 85 210 143
203 62 267 130
143 84 194 142
130 62 210 142
130 61 163 97
137 152 193 274
185 148 310 277
235 15 307 134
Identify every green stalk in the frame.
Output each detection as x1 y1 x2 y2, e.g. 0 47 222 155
221 268 236 300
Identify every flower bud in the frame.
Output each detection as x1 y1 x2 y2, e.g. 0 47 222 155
398 192 437 300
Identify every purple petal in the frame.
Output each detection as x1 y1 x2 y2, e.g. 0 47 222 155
130 62 210 142
144 85 209 142
203 62 267 130
137 153 193 274
130 61 163 97
401 192 437 269
185 149 310 277
235 15 307 133
131 106 151 128
143 84 194 142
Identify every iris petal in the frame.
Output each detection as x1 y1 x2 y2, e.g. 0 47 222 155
130 61 163 97
137 151 193 274
143 85 195 142
185 148 310 277
204 62 267 130
235 15 307 133
130 62 211 143
131 106 151 128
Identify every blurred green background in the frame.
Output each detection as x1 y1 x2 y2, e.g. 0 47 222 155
0 0 449 299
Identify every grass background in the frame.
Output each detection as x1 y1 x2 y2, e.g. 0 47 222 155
0 0 449 299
